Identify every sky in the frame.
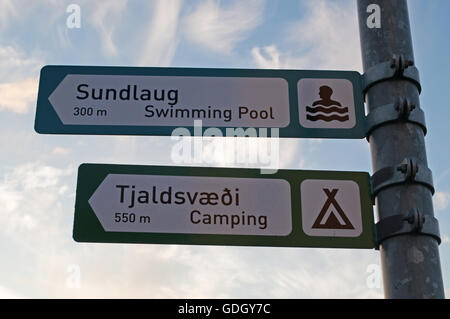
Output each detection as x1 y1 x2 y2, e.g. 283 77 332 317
0 0 449 299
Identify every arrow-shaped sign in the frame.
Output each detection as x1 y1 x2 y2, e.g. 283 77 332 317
48 74 290 128
74 164 376 248
88 173 292 236
35 65 366 138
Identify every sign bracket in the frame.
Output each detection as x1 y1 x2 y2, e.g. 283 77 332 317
375 209 441 250
370 158 435 197
365 97 427 139
362 55 422 95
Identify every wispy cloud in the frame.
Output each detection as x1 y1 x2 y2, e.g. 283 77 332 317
0 160 382 298
0 0 16 30
251 45 282 69
0 163 73 233
52 147 72 156
0 285 24 299
434 191 450 212
183 0 265 54
252 0 362 71
0 0 419 300
442 235 450 244
138 0 183 66
251 45 311 69
57 25 72 49
0 45 41 114
89 0 128 57
0 77 38 114
0 46 43 82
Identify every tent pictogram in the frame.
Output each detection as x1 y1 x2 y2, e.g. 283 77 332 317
312 188 354 230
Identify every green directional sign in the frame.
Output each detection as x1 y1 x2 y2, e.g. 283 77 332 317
36 65 366 139
74 164 375 249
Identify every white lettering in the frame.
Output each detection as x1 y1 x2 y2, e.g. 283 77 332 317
366 4 381 29
66 4 81 29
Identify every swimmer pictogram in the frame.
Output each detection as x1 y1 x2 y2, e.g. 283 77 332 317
306 86 350 122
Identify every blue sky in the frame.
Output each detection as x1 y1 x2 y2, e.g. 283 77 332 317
0 0 448 298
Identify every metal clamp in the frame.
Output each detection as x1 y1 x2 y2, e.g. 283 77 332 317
371 158 435 197
375 209 441 249
365 97 427 138
362 55 422 94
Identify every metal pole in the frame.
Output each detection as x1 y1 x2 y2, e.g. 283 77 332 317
357 0 445 298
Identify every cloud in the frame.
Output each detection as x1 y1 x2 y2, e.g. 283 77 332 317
0 285 24 299
52 147 72 156
287 0 362 70
0 184 23 215
0 46 43 82
442 235 450 244
0 163 73 233
42 246 380 298
138 0 183 66
251 45 309 69
183 0 264 54
0 0 16 29
0 160 383 298
0 1 396 299
57 25 72 49
89 0 128 57
434 192 450 212
0 77 38 114
252 0 362 71
0 46 41 114
251 45 282 69
435 168 450 186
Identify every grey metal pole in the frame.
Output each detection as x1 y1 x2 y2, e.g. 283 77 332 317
357 0 445 298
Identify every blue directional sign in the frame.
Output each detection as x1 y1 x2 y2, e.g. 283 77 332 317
35 65 366 138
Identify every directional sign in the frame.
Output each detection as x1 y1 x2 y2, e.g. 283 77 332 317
35 65 366 139
74 164 375 249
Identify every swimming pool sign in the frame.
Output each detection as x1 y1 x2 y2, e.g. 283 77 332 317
35 65 366 139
